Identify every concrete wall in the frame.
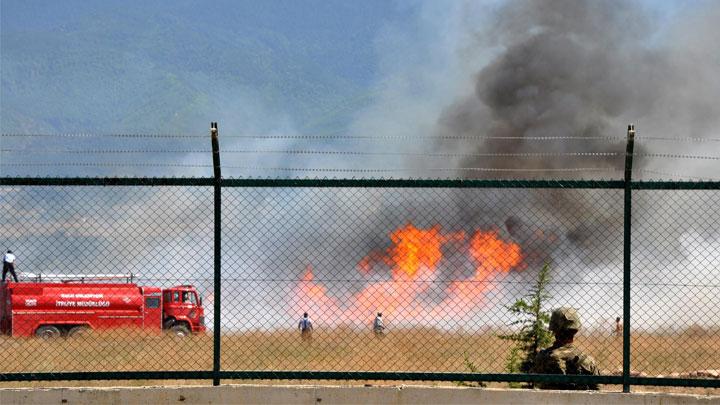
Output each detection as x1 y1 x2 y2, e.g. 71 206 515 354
2 384 719 405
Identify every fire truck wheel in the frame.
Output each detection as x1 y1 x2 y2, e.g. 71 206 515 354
35 325 62 339
170 324 191 337
163 319 176 330
68 326 92 338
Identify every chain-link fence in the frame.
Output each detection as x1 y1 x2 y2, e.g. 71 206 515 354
0 184 214 375
0 177 718 391
631 188 720 380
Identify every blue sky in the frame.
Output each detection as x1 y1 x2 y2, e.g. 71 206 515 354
1 0 718 179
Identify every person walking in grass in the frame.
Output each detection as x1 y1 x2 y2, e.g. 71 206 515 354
614 317 622 337
373 312 386 338
298 312 314 341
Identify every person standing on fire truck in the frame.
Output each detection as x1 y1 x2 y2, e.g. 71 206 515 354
298 312 314 341
2 250 18 283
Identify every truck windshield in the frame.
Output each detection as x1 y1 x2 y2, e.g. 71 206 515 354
181 291 197 305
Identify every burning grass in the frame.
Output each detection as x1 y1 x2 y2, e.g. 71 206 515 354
290 225 525 327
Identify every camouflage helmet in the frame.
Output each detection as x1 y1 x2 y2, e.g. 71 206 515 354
549 307 581 333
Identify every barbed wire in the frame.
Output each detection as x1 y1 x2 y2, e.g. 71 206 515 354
1 162 616 173
1 162 212 168
0 133 204 139
6 148 720 162
222 166 617 173
0 148 620 158
635 169 720 181
636 136 720 142
4 133 720 142
6 149 719 162
1 149 212 154
635 153 720 161
0 133 624 140
220 135 626 141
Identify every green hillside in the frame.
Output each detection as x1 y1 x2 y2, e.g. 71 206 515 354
1 1 401 135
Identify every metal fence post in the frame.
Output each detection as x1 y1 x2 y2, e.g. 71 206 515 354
622 124 635 393
210 122 222 386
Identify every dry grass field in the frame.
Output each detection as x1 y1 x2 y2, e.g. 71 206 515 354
1 328 718 394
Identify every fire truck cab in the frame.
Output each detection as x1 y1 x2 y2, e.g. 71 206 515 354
0 274 206 338
162 285 205 337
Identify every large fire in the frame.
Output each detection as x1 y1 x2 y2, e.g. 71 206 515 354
290 223 523 326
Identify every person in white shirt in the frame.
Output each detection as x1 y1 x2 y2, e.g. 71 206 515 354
2 250 18 282
614 317 622 337
298 312 314 341
373 312 386 337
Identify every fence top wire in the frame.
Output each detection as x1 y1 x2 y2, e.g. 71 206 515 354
0 133 624 140
1 162 212 168
4 132 720 142
4 148 720 160
635 135 720 142
2 131 719 182
222 166 619 174
2 167 718 183
1 149 621 158
0 133 205 139
5 176 720 189
635 169 720 182
0 176 626 188
635 153 720 161
3 163 719 183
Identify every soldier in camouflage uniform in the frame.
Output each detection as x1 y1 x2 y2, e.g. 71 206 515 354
530 307 601 390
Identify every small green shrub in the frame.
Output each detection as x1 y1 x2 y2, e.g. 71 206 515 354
498 263 554 387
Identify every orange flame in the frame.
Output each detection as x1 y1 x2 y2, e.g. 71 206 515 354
290 223 523 326
439 230 525 317
387 224 464 280
469 230 523 276
292 265 340 317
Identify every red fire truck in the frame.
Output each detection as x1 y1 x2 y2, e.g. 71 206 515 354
0 273 206 338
